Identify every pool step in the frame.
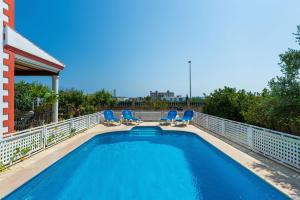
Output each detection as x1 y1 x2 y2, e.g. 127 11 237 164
130 126 163 136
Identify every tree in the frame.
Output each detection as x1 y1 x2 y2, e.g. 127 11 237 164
58 89 116 118
242 89 277 129
294 25 300 45
203 26 300 135
203 87 254 122
243 27 300 134
267 48 300 133
59 89 92 118
89 90 117 109
15 81 54 112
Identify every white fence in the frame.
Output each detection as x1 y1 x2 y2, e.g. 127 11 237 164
1 110 299 172
0 112 101 165
0 110 166 166
193 112 300 171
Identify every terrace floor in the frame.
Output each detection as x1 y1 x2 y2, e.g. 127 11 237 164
0 123 300 199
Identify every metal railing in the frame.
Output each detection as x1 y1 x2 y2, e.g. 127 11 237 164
193 112 300 171
0 112 102 166
14 110 52 131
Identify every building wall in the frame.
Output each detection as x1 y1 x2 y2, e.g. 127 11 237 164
1 0 14 138
150 90 175 100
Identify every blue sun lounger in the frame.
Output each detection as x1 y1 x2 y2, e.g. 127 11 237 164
104 110 120 125
175 110 194 126
160 110 177 124
122 110 141 125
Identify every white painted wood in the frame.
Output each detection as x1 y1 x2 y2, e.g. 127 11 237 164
15 54 61 73
2 1 8 10
52 75 59 123
4 26 65 68
2 13 8 23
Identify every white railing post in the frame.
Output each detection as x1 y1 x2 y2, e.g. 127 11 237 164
221 120 225 135
247 126 253 149
206 115 209 129
96 113 99 124
197 113 201 126
42 126 47 149
87 115 91 128
98 112 102 124
70 118 74 135
194 112 198 125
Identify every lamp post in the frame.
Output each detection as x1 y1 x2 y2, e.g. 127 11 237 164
188 61 192 99
187 61 192 108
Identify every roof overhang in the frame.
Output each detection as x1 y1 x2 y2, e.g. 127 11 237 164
3 26 65 75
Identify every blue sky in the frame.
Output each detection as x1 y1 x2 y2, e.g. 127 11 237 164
15 0 300 97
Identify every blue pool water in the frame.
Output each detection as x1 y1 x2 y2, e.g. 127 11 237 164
5 127 288 200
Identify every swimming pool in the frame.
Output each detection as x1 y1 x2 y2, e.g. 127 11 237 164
5 126 288 200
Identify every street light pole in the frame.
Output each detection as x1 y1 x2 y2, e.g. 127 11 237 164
188 61 192 99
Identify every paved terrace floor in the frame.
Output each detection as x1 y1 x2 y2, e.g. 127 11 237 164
0 123 300 199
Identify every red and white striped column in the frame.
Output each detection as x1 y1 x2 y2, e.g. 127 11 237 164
1 0 14 138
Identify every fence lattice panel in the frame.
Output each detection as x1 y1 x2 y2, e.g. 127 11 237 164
0 112 101 165
73 117 88 132
208 117 223 135
193 112 300 171
89 114 99 127
46 121 72 145
224 121 249 146
0 128 44 165
252 128 300 169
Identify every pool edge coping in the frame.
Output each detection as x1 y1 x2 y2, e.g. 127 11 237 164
0 123 299 199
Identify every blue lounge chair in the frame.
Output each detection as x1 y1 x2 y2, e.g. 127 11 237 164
104 110 120 125
160 110 177 124
122 110 141 124
175 110 194 126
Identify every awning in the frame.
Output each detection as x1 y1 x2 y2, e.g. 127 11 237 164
3 26 65 75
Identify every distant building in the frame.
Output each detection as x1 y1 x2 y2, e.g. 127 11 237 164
150 90 175 100
149 90 187 102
